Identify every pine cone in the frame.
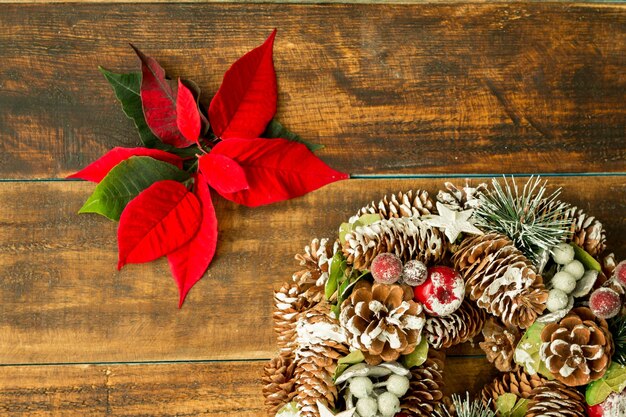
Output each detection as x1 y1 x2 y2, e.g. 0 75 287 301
481 368 547 407
273 282 316 354
452 232 548 328
292 238 335 304
294 304 350 417
262 354 297 416
479 318 521 372
350 190 435 222
436 181 488 211
342 216 446 270
424 299 486 349
526 380 586 417
540 307 613 386
401 351 446 416
339 281 425 365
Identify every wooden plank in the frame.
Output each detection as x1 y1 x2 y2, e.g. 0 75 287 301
1 4 625 179
0 176 623 364
0 358 497 416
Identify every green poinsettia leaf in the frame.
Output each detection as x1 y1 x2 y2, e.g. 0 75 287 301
79 156 190 220
263 119 324 152
333 350 365 381
402 337 429 369
586 362 626 406
572 243 601 272
514 321 554 379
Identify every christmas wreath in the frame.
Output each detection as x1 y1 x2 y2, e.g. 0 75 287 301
263 177 626 417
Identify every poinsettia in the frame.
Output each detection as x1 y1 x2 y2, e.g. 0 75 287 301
70 31 348 307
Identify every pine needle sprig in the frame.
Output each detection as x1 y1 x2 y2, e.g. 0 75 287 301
473 176 572 264
610 314 626 366
434 393 495 417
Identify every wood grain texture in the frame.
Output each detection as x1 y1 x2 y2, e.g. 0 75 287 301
1 4 625 179
0 177 623 365
0 358 497 416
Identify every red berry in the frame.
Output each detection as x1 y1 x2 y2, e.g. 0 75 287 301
589 287 622 319
586 403 603 417
615 260 626 287
371 253 403 284
413 266 465 317
402 260 428 286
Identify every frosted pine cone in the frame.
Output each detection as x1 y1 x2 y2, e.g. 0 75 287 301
292 238 335 303
342 216 446 270
437 181 488 211
262 354 297 416
481 368 547 408
526 380 586 417
479 318 521 372
273 282 316 354
339 281 425 365
452 232 548 328
424 299 486 349
540 307 613 386
401 351 446 416
350 190 435 222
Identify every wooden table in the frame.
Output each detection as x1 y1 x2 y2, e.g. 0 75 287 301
1 2 625 415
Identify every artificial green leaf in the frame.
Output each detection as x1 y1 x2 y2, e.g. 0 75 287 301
514 321 554 379
339 222 352 244
510 398 529 417
263 119 324 152
402 337 429 368
572 243 601 272
333 350 365 381
326 251 346 300
79 156 190 220
496 394 528 417
355 213 382 227
586 362 626 406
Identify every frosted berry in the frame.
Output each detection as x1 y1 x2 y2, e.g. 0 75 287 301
414 266 464 317
551 243 575 265
402 260 428 286
546 288 569 312
377 392 401 417
563 260 585 280
586 404 603 417
589 287 622 319
552 271 577 294
371 253 403 284
349 376 373 399
386 374 410 397
356 397 378 417
615 260 626 288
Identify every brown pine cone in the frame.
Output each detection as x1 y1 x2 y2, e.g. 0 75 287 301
401 351 446 416
481 368 547 408
479 318 521 372
424 299 486 349
339 281 425 365
351 190 435 221
452 232 548 328
273 282 316 354
540 307 613 386
436 181 488 211
262 354 297 416
342 216 447 270
292 238 335 303
526 380 586 417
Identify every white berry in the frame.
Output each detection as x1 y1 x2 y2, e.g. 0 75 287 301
547 288 569 312
349 376 373 399
551 243 575 265
386 374 410 397
356 397 378 417
552 271 577 294
377 392 401 417
563 260 585 280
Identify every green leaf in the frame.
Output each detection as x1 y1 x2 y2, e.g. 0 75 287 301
355 213 382 228
276 401 300 417
263 119 324 152
333 350 365 381
496 394 528 417
586 362 626 406
402 337 429 368
514 321 554 379
79 156 190 220
326 251 346 300
572 243 601 272
339 222 352 244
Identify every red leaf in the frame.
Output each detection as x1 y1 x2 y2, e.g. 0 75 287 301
132 45 194 148
210 138 349 207
176 79 201 144
198 153 249 194
117 180 201 270
67 147 183 182
167 175 218 307
209 30 277 139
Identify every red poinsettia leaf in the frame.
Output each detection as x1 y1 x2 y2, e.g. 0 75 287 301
210 137 349 207
117 180 201 270
131 45 193 148
67 147 183 183
209 30 277 139
176 79 201 144
167 175 218 308
198 153 249 194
